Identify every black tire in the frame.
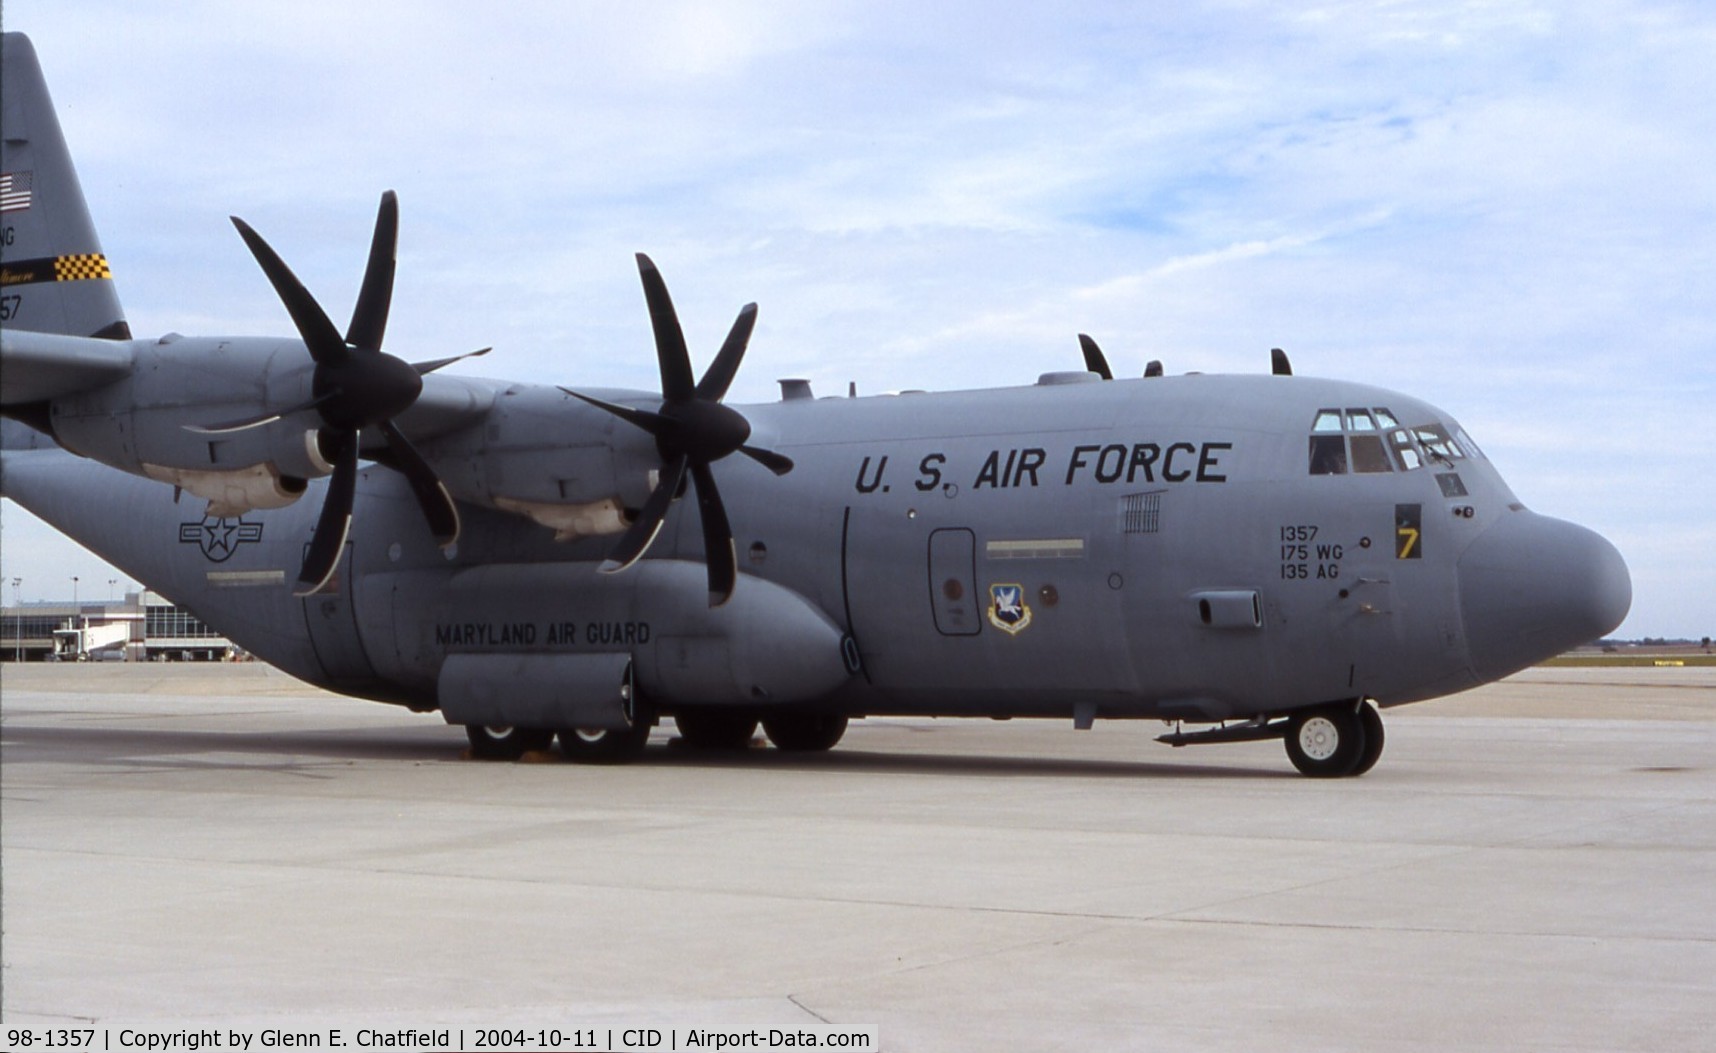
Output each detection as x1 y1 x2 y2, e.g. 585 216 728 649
465 724 554 760
674 710 759 751
1350 701 1385 776
1284 703 1366 778
761 713 849 752
557 721 651 764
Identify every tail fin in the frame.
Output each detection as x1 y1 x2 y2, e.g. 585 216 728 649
1 32 130 340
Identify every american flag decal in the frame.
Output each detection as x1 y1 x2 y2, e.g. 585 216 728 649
0 170 33 213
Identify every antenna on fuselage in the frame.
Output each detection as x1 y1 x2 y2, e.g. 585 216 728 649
1271 347 1292 376
1079 333 1164 379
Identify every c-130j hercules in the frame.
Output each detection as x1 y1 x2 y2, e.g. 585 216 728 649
0 33 1630 776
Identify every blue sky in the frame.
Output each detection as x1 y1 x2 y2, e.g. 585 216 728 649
2 0 1712 638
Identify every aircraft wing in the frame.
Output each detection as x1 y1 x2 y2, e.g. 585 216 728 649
395 372 499 439
0 329 135 405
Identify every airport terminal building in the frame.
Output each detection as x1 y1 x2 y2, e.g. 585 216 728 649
1 591 236 662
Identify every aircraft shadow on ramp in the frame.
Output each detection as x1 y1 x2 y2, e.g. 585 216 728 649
0 723 1290 780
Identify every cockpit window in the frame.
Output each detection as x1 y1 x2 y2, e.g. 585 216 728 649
1308 406 1405 475
1308 413 1482 475
1414 423 1462 464
1350 434 1392 473
1309 434 1347 474
1387 429 1424 471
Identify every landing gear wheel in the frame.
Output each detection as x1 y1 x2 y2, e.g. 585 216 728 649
761 713 849 752
1285 703 1366 778
1350 701 1385 776
465 725 554 760
674 710 759 750
557 721 651 764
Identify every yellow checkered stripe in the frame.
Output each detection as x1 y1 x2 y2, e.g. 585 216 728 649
53 253 113 281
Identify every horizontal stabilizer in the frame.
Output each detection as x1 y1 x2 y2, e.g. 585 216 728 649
0 328 134 404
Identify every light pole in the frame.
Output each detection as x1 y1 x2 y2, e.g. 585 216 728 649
11 578 20 662
70 576 80 660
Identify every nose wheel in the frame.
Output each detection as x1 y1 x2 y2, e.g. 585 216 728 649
1285 701 1384 777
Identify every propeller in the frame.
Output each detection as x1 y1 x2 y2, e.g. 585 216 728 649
561 253 794 607
1078 333 1163 379
219 191 461 595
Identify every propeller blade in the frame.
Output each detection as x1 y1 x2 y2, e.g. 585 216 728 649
412 346 492 376
738 444 794 476
184 391 338 435
1271 347 1293 376
690 461 737 606
601 455 688 574
636 254 696 403
695 303 758 402
379 420 459 546
295 431 359 596
345 191 398 351
231 216 347 365
560 388 670 441
1144 360 1164 378
1078 334 1113 380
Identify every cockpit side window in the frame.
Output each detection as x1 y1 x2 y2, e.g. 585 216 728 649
1309 434 1347 474
1308 407 1402 474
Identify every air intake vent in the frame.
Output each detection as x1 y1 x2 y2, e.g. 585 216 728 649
1120 491 1163 534
1192 589 1263 629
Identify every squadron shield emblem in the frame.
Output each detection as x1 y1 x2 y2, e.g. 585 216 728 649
987 583 1033 635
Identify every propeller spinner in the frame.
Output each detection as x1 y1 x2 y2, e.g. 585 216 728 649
220 192 462 595
562 254 794 607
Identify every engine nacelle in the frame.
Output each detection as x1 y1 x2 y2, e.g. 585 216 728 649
424 384 660 539
46 335 334 511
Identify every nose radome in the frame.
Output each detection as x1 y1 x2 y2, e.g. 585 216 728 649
1458 511 1631 683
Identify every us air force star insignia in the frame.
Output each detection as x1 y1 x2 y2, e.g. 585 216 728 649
987 583 1032 635
178 516 264 563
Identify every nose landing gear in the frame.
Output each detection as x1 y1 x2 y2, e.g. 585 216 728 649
1285 700 1384 777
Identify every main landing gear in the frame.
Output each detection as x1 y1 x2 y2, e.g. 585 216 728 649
671 711 850 754
1156 699 1385 777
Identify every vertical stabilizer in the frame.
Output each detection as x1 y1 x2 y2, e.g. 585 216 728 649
1 32 130 340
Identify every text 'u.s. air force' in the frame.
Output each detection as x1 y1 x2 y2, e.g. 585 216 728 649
853 441 1234 494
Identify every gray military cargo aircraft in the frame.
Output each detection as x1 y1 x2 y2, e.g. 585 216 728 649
0 33 1631 775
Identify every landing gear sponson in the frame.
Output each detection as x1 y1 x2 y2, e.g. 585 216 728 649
1158 699 1386 777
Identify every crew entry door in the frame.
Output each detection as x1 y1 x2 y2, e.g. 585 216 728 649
928 528 981 636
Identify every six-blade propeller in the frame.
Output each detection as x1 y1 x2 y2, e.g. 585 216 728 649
221 192 462 595
562 253 794 607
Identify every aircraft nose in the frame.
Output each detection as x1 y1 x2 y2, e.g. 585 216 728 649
1458 511 1631 682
